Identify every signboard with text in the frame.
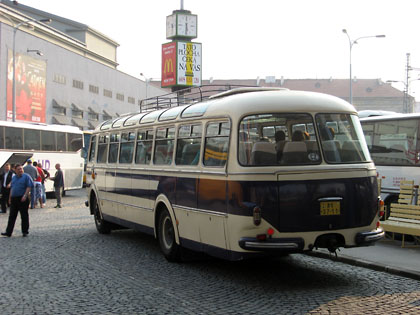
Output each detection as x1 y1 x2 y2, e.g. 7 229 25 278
161 41 202 88
7 49 47 123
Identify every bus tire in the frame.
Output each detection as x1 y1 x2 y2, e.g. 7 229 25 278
157 209 182 262
93 199 111 234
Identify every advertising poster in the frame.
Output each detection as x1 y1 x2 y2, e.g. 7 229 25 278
6 49 47 123
161 42 177 88
176 41 202 87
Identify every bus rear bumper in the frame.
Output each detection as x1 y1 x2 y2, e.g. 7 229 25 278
238 237 304 252
355 228 385 246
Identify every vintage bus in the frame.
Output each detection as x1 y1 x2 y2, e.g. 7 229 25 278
360 113 420 215
0 121 84 193
85 87 384 261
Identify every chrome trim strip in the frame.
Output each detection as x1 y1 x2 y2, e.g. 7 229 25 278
365 231 385 242
100 198 153 212
173 204 228 217
244 242 299 249
317 197 343 202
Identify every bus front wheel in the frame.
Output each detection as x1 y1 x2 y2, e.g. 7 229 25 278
93 199 111 234
157 209 182 262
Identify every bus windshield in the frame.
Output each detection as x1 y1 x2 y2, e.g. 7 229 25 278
239 113 370 166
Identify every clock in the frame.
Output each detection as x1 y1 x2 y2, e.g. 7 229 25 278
166 12 197 39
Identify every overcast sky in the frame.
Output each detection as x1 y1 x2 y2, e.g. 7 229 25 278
17 0 420 100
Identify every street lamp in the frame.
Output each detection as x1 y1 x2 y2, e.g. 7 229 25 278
140 73 149 100
10 18 51 122
342 29 385 105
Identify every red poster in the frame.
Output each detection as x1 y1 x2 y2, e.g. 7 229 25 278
7 49 47 123
161 42 177 88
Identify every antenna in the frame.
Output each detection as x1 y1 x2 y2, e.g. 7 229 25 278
181 0 184 10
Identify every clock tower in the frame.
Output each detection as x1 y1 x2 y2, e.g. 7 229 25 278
162 2 202 91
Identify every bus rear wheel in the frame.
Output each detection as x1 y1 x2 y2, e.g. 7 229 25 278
158 209 182 262
93 199 111 234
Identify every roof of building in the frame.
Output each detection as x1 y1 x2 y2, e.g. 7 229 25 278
197 78 406 99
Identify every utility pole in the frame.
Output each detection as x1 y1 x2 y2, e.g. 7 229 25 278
404 53 411 113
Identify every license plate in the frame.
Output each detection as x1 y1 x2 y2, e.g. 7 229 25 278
320 201 340 215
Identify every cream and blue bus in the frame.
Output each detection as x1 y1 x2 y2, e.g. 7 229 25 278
85 87 384 261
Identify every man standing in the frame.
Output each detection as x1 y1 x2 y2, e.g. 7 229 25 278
1 164 34 237
50 163 64 208
0 163 14 213
23 159 38 209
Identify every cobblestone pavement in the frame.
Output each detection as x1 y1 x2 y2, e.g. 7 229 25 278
0 189 419 315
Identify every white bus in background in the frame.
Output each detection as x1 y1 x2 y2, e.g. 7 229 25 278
0 121 84 193
360 113 420 215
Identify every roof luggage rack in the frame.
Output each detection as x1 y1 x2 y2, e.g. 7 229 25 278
139 85 288 113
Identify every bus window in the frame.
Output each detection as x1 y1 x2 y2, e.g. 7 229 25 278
68 133 83 151
176 124 202 165
154 127 175 165
41 130 56 151
204 122 230 167
119 132 135 164
135 130 153 165
56 132 66 151
89 135 97 162
24 129 40 150
97 135 108 163
5 127 23 150
108 133 120 163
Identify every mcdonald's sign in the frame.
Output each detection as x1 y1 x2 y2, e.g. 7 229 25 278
162 42 177 87
161 41 202 88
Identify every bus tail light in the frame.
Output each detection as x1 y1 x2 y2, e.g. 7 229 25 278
378 199 384 218
253 206 261 226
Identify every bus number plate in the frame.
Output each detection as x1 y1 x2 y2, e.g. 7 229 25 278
320 201 340 216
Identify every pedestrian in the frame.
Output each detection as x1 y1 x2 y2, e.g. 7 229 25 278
1 163 34 237
0 163 14 213
32 161 45 208
41 166 50 206
23 159 38 209
50 163 64 208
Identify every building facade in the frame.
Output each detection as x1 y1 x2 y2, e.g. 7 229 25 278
0 1 164 129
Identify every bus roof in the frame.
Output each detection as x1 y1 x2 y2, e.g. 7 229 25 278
0 121 83 133
360 112 420 123
96 88 357 132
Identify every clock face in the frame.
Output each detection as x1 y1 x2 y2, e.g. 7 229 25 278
177 14 197 38
166 14 176 38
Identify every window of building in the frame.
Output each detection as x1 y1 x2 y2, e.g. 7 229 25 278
103 114 112 121
54 107 66 115
72 109 83 119
72 79 84 90
88 112 99 121
104 89 113 98
128 96 135 104
89 85 99 94
53 73 66 85
116 93 124 102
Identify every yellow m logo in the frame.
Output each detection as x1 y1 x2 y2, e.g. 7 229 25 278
164 59 173 74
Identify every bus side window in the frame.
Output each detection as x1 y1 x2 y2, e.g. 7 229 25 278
119 132 135 164
108 133 120 163
0 126 4 149
154 127 175 165
5 127 23 150
24 129 40 150
176 124 202 165
204 121 230 167
96 134 108 163
89 135 97 162
135 130 153 165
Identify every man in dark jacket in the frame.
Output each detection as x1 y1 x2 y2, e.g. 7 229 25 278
50 163 64 208
0 163 14 213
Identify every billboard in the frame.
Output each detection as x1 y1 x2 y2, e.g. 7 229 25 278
161 41 202 88
7 49 47 123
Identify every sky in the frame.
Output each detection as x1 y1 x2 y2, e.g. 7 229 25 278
16 0 420 100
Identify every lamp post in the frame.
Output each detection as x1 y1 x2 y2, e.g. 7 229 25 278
342 29 385 105
140 73 149 100
10 18 51 122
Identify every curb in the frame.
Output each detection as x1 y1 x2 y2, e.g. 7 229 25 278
306 250 420 282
